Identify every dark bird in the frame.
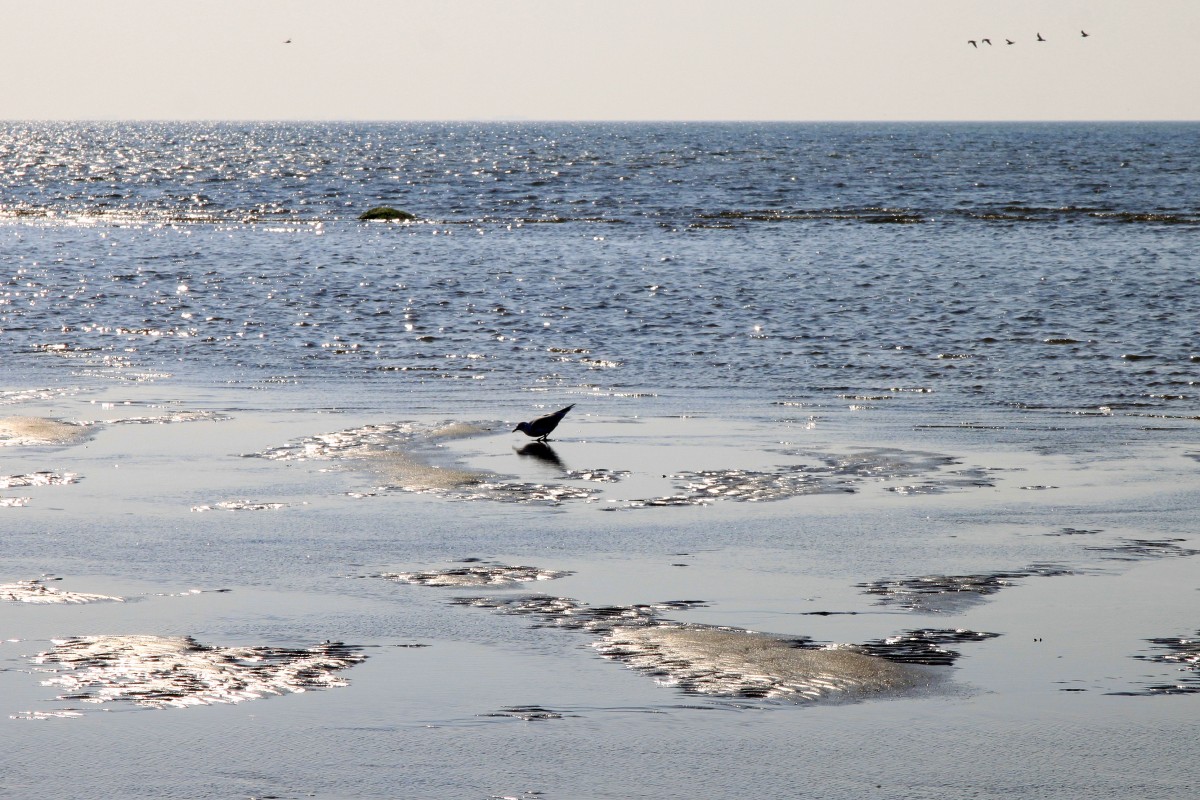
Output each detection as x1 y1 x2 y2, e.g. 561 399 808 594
1037 32 1045 42
1081 30 1089 38
968 40 977 48
513 404 575 442
982 38 992 45
1006 39 1015 45
284 38 292 44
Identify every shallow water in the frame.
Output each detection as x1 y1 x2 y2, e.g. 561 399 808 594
2 123 1199 799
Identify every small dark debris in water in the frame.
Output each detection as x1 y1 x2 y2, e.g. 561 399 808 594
1047 527 1103 537
1060 687 1088 692
1085 538 1200 561
671 563 689 567
393 643 431 648
480 705 576 721
802 611 859 616
1019 485 1058 490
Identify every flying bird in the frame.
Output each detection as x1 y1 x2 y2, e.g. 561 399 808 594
284 39 292 44
1081 30 1089 38
513 404 575 442
968 40 977 48
1006 39 1015 45
982 38 992 45
1037 32 1045 42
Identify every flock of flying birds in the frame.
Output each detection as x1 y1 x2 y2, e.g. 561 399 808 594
969 29 1090 48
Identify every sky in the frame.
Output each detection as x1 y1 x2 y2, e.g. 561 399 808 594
2 0 1198 121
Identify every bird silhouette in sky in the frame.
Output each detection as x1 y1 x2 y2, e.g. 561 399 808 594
1037 32 1045 42
968 39 977 48
1081 30 1090 38
284 39 292 44
982 38 992 45
1006 39 1015 45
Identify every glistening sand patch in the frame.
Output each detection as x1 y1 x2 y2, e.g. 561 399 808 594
19 635 365 715
454 594 998 703
1 578 123 604
0 471 80 489
613 447 998 509
379 564 573 587
594 625 940 701
190 500 288 512
0 416 92 447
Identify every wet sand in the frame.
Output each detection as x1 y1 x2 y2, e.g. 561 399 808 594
2 385 1198 798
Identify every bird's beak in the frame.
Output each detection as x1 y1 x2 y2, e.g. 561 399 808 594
512 426 521 432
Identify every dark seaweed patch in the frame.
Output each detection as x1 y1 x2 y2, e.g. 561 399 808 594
1084 538 1200 561
480 705 576 721
853 629 1002 666
1109 632 1200 696
858 565 1074 613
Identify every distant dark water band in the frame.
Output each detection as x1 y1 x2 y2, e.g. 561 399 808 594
3 205 1198 226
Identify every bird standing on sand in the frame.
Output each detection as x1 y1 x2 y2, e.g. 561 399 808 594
513 404 575 442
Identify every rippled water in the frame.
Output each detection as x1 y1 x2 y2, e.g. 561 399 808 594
4 122 1199 417
2 123 1199 799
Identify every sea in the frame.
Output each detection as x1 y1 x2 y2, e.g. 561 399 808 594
1 122 1198 799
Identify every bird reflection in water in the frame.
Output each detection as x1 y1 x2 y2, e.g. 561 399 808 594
516 441 565 469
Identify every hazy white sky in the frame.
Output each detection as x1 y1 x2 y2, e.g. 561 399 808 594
2 0 1197 121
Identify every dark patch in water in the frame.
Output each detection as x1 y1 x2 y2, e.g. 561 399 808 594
858 565 1074 613
1109 632 1200 696
1047 527 1103 537
480 705 577 721
1084 538 1200 561
853 629 1003 666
